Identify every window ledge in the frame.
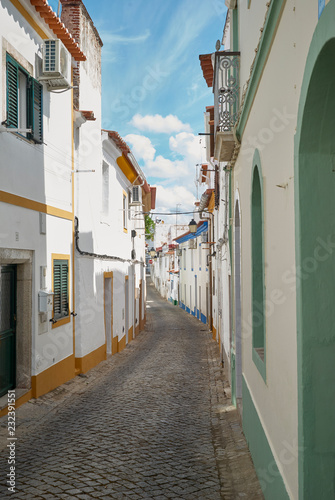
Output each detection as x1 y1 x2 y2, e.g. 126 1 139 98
52 316 71 329
252 347 266 382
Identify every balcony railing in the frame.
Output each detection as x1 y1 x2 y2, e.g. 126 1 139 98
213 51 240 162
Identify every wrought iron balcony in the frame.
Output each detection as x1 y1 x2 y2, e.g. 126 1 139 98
213 51 240 162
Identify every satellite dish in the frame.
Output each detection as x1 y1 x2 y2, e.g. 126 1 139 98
215 39 221 51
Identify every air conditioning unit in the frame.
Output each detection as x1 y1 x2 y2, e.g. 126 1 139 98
189 239 197 250
39 39 71 90
130 185 142 206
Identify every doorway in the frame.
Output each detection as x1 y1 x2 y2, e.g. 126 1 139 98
296 23 335 498
104 272 113 354
195 275 198 317
0 265 16 397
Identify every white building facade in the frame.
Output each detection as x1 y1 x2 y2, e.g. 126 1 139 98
0 0 86 405
176 221 210 325
150 223 188 304
200 1 335 498
0 0 155 415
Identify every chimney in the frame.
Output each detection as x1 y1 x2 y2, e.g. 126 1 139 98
60 0 103 110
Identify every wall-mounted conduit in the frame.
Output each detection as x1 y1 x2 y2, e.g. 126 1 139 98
74 217 144 266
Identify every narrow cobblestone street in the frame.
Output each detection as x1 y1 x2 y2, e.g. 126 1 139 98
0 281 263 499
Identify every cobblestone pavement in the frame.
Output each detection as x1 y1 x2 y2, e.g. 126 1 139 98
0 280 263 499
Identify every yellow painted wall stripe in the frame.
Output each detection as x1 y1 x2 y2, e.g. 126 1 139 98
0 191 73 220
208 192 215 214
32 354 75 398
0 389 32 418
112 336 118 355
75 344 106 374
9 0 48 39
117 155 137 184
118 335 126 353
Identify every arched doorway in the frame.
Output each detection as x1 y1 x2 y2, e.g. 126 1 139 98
295 8 335 497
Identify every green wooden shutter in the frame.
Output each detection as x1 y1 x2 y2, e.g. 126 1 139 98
53 260 69 320
29 77 43 143
6 55 18 128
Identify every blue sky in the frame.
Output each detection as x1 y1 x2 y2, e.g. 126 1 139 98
50 0 227 217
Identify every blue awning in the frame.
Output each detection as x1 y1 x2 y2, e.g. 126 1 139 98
175 221 208 244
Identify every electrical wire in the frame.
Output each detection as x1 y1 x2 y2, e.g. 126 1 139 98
75 216 145 266
142 209 214 216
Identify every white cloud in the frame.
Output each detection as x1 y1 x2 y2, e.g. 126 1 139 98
146 156 189 180
155 185 196 212
130 114 192 134
124 134 156 162
169 132 203 164
125 131 204 187
100 29 150 44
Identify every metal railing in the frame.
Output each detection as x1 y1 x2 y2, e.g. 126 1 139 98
213 52 240 134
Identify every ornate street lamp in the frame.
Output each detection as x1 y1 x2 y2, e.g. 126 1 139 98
189 219 197 233
149 247 156 257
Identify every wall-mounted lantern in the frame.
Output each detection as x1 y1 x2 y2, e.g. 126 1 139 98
189 219 197 233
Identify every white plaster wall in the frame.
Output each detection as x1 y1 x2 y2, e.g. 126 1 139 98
238 1 269 95
178 239 209 321
75 132 145 356
214 171 231 363
36 215 73 374
235 2 317 498
0 1 72 211
0 1 74 377
0 202 73 375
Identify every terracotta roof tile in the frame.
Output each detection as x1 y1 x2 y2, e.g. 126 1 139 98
79 110 96 121
30 0 86 61
199 54 213 87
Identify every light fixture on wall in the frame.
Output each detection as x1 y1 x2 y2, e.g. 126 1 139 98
189 219 197 233
149 247 156 257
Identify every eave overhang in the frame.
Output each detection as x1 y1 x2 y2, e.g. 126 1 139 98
28 0 86 61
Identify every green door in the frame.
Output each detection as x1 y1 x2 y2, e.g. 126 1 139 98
0 265 16 397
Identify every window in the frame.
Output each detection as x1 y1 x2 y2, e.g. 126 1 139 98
251 155 266 380
128 191 131 220
53 259 69 321
6 53 43 143
123 192 127 232
102 161 109 215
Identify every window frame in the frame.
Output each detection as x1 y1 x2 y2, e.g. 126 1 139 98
102 161 109 216
251 150 266 381
122 191 128 233
6 53 43 143
52 254 70 328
